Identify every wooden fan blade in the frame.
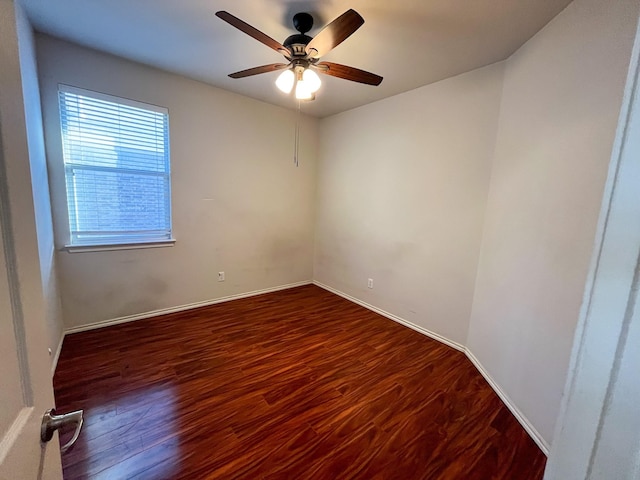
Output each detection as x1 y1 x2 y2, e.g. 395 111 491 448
316 62 383 86
228 63 290 79
216 11 290 57
306 9 364 58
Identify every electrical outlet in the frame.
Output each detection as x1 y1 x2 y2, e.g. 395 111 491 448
368 278 373 289
218 272 225 282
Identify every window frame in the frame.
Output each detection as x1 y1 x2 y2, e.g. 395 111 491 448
57 85 175 252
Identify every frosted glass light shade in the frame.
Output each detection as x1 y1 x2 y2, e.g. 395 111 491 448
295 80 313 100
302 69 321 93
276 69 295 93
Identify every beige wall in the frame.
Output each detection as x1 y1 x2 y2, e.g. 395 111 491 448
313 0 638 451
37 36 318 330
15 6 63 371
314 63 504 345
467 0 638 447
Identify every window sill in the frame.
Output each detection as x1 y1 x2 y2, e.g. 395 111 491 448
63 239 176 253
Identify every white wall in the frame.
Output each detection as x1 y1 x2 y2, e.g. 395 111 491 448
315 63 504 345
14 6 63 371
36 36 318 330
467 0 639 448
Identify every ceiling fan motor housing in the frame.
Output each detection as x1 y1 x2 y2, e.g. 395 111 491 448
285 12 314 57
284 34 312 56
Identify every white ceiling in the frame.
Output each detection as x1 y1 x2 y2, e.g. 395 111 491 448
19 0 573 118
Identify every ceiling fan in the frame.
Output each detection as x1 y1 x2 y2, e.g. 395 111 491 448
215 9 383 100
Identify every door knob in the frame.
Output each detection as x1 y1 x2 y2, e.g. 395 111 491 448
41 408 84 453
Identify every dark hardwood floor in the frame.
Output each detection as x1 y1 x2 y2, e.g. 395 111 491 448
54 285 546 479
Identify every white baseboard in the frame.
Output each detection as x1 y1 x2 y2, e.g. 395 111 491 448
50 331 64 378
313 280 549 456
465 350 550 455
64 280 312 335
313 281 465 352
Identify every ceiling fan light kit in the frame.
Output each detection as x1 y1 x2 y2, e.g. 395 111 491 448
276 65 321 100
302 69 321 92
215 9 383 102
275 68 295 94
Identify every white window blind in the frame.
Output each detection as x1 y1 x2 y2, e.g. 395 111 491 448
58 86 172 247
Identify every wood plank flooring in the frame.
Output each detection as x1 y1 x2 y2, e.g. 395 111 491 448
54 285 546 479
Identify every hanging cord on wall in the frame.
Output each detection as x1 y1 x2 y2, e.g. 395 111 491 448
294 100 301 167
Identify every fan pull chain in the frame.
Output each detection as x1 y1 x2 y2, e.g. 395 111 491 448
294 101 301 167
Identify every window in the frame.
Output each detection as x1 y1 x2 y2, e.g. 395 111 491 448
58 85 172 248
